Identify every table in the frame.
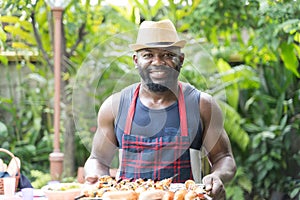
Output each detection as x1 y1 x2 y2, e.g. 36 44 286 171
0 189 47 200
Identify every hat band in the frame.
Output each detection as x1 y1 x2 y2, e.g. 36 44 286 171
145 42 174 46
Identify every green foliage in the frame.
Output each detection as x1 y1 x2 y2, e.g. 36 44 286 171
1 0 300 199
226 167 252 200
0 121 8 139
218 101 250 151
279 42 300 77
241 66 300 198
184 0 300 77
184 0 300 199
0 65 54 177
0 15 35 50
30 170 51 189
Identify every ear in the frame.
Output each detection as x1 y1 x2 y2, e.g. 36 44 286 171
133 54 138 65
179 53 185 65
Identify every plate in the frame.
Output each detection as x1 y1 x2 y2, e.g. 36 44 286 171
42 183 82 200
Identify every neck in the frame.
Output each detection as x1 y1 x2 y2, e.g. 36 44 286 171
139 82 179 109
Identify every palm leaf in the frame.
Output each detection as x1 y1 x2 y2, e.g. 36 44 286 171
218 100 250 151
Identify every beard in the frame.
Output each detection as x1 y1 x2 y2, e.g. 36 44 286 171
146 82 169 92
138 65 181 93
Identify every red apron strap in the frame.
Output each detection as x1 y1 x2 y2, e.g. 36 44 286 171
124 83 188 136
178 83 188 136
124 84 140 134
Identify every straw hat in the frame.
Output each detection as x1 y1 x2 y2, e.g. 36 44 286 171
129 19 186 51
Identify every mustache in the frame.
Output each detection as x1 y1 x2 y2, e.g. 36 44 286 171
146 65 181 72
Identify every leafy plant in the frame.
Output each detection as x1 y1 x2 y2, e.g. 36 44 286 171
0 63 54 176
1 1 299 199
234 57 300 199
30 170 51 189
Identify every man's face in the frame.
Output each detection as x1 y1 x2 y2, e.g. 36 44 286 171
134 47 184 92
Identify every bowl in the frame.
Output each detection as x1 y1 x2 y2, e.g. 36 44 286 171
42 182 82 200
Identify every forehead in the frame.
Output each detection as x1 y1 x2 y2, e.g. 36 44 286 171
137 47 181 55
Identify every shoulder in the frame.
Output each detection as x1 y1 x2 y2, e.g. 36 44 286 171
98 92 121 122
179 81 215 108
199 91 224 127
200 92 214 107
180 82 201 97
99 83 139 119
180 81 223 123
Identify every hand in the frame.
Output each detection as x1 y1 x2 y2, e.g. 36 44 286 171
202 174 226 200
85 174 99 184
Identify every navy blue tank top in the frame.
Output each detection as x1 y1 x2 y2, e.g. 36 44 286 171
115 83 203 150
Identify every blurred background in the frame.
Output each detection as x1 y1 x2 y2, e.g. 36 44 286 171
0 0 299 199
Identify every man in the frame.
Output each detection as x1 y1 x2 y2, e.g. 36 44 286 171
84 19 236 199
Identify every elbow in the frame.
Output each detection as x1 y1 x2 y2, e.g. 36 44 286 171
231 159 237 179
211 155 237 183
227 156 237 181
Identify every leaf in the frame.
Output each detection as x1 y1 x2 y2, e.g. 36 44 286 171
4 26 36 44
0 55 8 65
216 59 239 109
279 42 300 77
210 27 219 45
0 26 7 41
12 42 30 49
238 176 252 193
0 16 20 23
0 121 8 137
26 73 47 85
290 187 300 198
27 63 36 71
279 114 288 130
277 19 300 34
261 131 276 139
294 32 300 43
257 167 268 182
252 133 262 149
150 0 164 17
218 100 250 151
243 123 262 132
226 186 244 200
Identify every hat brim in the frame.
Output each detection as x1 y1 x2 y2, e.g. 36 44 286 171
129 40 186 51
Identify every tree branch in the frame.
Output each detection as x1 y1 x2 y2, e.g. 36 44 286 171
31 11 54 72
66 22 87 58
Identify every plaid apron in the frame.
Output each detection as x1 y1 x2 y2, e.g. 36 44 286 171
119 83 193 183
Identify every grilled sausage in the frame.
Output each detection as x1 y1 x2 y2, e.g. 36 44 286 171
102 190 138 200
138 190 166 200
162 191 175 200
173 189 187 200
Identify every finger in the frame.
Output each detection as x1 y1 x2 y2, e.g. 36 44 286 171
85 176 99 184
205 183 213 192
202 177 213 192
211 182 225 199
213 188 226 200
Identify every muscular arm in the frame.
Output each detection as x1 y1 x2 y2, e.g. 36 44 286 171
200 92 236 197
84 93 120 183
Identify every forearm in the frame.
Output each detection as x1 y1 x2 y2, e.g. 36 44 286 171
84 157 110 179
210 155 236 183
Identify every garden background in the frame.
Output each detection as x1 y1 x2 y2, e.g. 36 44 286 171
0 0 299 199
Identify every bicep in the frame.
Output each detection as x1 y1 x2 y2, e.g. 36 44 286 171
91 95 119 166
200 93 233 165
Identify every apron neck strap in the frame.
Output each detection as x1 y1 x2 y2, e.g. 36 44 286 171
124 83 188 136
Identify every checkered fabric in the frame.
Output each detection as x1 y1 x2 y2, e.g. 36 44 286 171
119 134 193 183
118 83 193 183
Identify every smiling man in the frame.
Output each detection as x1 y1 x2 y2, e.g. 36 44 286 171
84 19 236 199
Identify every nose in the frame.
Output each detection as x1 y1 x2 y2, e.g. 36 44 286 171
151 55 166 66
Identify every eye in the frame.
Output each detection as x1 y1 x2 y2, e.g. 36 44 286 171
142 53 153 58
163 53 176 59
